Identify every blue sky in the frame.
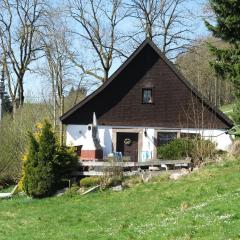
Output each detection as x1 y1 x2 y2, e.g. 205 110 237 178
24 0 210 100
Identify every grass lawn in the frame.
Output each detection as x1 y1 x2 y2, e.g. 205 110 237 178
1 159 240 240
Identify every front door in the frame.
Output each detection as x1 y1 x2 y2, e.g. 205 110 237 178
116 132 138 162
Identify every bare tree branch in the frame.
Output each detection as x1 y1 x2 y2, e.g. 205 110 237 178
0 0 47 113
68 0 129 82
126 0 193 58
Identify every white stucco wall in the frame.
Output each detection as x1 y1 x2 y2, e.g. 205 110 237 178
66 125 113 157
66 125 155 159
180 128 232 151
141 128 155 161
66 125 233 160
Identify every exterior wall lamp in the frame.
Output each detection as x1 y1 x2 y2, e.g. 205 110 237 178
144 128 147 137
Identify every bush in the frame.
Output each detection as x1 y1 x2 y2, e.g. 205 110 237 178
157 138 194 160
157 138 216 161
80 177 101 188
101 163 124 189
20 121 78 198
191 138 217 161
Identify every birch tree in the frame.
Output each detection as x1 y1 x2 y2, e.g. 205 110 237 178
39 7 73 144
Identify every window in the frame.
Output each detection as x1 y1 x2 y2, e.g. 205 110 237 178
142 88 153 104
157 132 177 146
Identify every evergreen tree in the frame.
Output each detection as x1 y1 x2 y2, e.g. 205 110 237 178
0 77 12 114
205 0 240 122
3 92 13 114
21 133 40 196
21 121 78 198
22 122 57 198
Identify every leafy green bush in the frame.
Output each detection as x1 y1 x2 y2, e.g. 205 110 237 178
157 138 216 161
20 121 78 198
157 138 194 160
80 177 101 187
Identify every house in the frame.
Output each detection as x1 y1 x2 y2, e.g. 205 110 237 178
60 39 233 162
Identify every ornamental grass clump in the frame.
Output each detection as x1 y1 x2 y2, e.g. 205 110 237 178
20 121 78 198
80 177 101 188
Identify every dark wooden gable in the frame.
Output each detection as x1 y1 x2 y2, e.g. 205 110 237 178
60 39 233 129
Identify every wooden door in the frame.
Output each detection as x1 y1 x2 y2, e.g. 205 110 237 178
116 132 138 162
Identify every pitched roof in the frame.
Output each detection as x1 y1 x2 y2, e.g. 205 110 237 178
60 38 233 128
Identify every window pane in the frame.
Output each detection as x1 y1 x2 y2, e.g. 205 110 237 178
143 89 152 103
157 132 177 146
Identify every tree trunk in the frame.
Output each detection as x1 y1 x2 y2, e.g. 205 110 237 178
12 100 18 116
18 77 24 107
103 68 109 82
59 95 64 146
53 94 57 130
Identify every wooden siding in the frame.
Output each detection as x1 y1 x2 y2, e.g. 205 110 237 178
61 42 232 129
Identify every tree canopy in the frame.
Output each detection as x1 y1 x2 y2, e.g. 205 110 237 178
205 0 240 93
205 0 240 123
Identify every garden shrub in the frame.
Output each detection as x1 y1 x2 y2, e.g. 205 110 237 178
157 138 194 160
20 121 78 198
191 138 217 161
98 159 124 189
80 177 101 187
157 138 216 161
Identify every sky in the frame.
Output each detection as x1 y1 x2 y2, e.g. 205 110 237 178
24 0 210 101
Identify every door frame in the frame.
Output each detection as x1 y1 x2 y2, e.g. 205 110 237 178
112 128 143 162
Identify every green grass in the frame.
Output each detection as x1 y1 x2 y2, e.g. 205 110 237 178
1 159 240 239
0 186 15 193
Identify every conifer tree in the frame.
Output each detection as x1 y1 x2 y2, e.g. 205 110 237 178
3 93 13 114
22 122 56 197
21 121 78 198
21 133 40 196
205 0 240 122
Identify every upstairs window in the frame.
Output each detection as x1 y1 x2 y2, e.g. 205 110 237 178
142 88 153 104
